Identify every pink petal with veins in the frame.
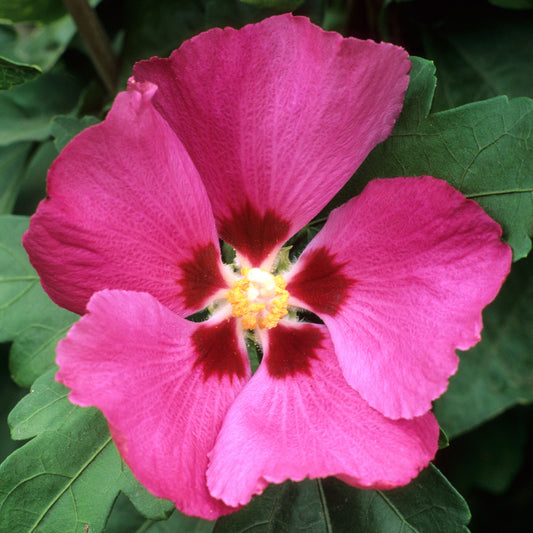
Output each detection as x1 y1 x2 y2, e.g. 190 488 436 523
134 14 410 267
207 321 438 507
287 177 511 419
57 290 250 519
24 81 226 316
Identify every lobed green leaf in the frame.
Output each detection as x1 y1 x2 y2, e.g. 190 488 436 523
0 346 25 462
8 369 71 439
0 214 75 384
1 370 175 532
323 465 470 533
10 319 75 389
1 118 100 387
332 57 533 261
215 466 470 533
119 467 175 522
0 406 122 533
0 215 49 340
214 479 331 532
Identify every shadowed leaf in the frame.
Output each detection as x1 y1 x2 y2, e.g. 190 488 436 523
323 466 470 533
0 56 40 90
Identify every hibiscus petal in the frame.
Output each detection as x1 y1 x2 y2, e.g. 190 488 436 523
56 290 250 519
133 14 410 268
23 80 228 317
286 177 512 419
207 321 438 507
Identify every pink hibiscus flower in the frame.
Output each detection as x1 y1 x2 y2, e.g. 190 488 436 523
23 14 511 520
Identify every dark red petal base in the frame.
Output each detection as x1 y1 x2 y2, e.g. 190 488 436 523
266 322 323 378
287 247 355 315
178 243 228 309
219 201 290 266
193 318 247 381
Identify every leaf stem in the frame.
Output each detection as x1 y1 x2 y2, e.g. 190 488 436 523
62 0 118 94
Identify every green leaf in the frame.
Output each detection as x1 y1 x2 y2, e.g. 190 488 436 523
0 0 103 70
0 16 77 71
50 115 100 152
0 213 75 386
8 369 71 439
3 114 101 230
332 57 533 260
0 215 45 340
1 370 175 532
434 253 533 438
421 5 533 110
0 0 66 23
10 316 75 387
103 494 152 533
240 0 306 10
0 216 76 343
0 142 33 214
0 405 122 532
0 345 25 462
0 56 40 89
13 140 57 216
150 512 214 533
119 467 175 521
216 468 470 532
106 493 213 533
9 116 99 225
323 465 470 533
0 72 82 146
214 479 332 532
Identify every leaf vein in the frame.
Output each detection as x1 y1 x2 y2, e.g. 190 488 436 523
28 436 112 532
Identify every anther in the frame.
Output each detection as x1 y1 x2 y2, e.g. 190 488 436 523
226 268 289 329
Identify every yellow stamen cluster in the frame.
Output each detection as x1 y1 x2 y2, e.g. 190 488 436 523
226 267 289 329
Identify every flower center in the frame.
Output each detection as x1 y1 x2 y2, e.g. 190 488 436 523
226 267 289 330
